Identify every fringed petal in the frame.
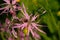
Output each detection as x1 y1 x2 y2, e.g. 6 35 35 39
21 23 27 30
12 29 17 38
31 15 39 21
4 0 10 4
12 0 16 4
32 23 46 34
34 32 40 39
30 27 34 37
22 3 30 20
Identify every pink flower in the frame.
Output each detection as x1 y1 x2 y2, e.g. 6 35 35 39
13 3 46 40
0 0 21 15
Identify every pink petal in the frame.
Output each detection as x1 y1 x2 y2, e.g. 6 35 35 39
10 8 16 16
31 15 39 21
21 23 27 30
5 18 10 24
0 7 5 10
25 35 30 40
3 6 9 10
20 31 25 40
12 29 17 38
20 30 25 37
22 3 30 20
10 8 14 13
32 23 42 27
8 37 13 40
0 6 9 15
27 25 31 35
30 27 34 37
4 0 10 4
13 26 20 28
29 25 40 39
13 5 16 10
0 9 7 15
17 6 22 10
12 0 16 4
13 23 27 29
34 32 40 39
32 23 46 34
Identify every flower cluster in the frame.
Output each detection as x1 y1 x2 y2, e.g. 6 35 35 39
0 0 46 40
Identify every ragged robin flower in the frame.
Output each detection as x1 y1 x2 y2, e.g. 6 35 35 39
0 0 21 16
13 3 46 40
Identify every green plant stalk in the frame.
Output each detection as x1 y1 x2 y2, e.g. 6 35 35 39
0 32 6 40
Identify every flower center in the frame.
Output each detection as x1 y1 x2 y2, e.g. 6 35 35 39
9 4 14 9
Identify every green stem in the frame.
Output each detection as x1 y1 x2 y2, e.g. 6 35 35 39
0 32 6 40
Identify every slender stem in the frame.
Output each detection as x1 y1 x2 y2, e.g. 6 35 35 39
0 32 6 40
